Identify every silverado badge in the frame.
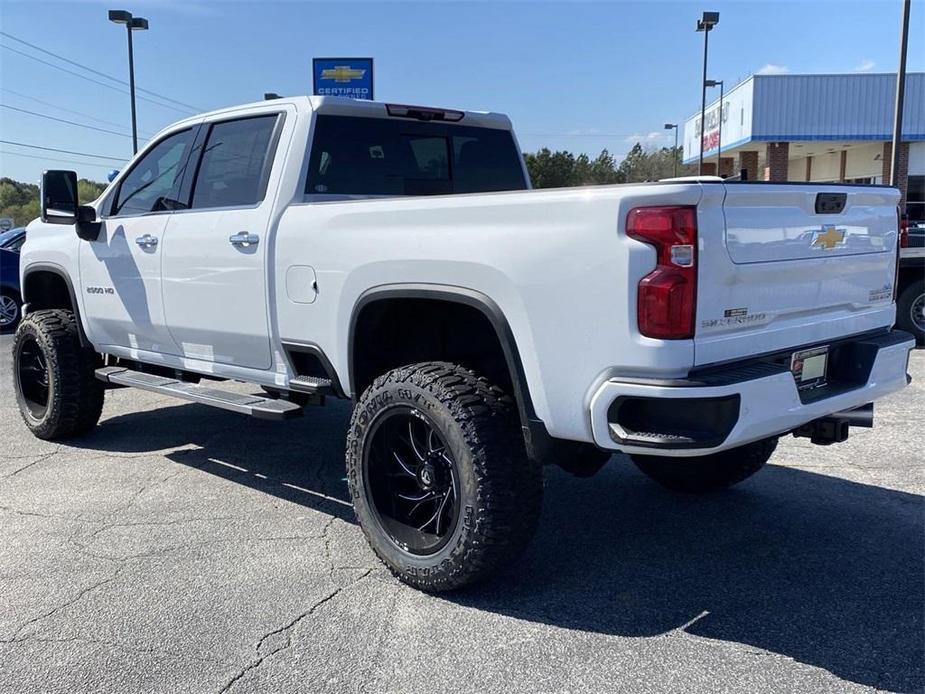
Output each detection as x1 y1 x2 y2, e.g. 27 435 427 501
812 225 846 250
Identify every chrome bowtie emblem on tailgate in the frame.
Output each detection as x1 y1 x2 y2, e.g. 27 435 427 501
812 225 846 250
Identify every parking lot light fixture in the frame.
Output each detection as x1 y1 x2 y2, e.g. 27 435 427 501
696 11 719 175
664 123 679 176
109 9 148 155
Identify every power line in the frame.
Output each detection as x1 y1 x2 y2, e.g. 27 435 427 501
0 87 154 138
1 149 118 170
0 30 203 112
0 43 192 115
2 104 135 138
0 140 127 162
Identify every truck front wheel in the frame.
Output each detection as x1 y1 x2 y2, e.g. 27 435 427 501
12 309 105 440
631 437 778 494
346 362 542 592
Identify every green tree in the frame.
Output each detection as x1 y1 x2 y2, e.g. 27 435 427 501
0 176 107 227
524 148 580 189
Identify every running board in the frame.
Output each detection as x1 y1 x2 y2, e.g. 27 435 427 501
95 367 302 421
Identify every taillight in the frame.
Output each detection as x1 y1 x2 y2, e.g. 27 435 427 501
626 205 697 339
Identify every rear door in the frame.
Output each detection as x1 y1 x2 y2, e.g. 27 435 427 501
695 183 900 366
160 110 287 369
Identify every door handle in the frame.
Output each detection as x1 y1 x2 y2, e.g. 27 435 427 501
229 232 259 247
135 234 158 248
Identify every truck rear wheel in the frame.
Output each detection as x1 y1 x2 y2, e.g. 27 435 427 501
12 309 105 440
896 278 924 345
631 437 777 494
346 362 542 592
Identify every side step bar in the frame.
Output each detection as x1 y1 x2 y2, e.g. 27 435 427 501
288 375 334 395
95 367 302 421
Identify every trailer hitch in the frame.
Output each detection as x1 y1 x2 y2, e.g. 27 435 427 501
792 403 873 446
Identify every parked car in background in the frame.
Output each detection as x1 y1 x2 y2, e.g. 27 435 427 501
0 227 26 330
896 219 924 344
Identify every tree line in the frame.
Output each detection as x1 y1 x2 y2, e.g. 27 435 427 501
1 177 107 228
0 142 691 226
524 143 695 188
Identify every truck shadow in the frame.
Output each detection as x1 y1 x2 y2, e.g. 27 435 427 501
74 398 924 693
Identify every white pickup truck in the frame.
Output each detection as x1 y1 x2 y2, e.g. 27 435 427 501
15 96 915 591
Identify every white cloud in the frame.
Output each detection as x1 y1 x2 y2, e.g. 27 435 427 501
757 63 790 75
624 131 666 144
854 59 876 72
566 128 601 136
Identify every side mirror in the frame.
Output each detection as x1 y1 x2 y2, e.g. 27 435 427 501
41 170 79 225
107 169 120 183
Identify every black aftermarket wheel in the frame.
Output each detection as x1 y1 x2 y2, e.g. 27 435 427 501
13 309 105 440
346 362 543 592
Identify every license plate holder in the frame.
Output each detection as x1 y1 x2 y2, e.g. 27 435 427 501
791 346 829 391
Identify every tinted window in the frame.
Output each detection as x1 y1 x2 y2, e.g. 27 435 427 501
5 233 25 252
113 129 193 215
191 115 278 209
306 115 527 196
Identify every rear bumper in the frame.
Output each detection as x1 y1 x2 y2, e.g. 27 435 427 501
589 330 915 457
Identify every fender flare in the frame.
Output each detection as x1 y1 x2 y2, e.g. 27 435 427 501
347 284 550 455
21 263 90 347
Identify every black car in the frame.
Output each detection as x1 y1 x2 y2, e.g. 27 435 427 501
0 227 26 330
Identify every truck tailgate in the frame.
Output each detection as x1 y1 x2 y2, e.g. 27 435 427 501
695 183 900 366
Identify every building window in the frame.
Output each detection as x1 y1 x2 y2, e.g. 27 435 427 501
907 175 924 223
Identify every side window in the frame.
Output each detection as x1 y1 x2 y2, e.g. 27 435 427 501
113 129 193 216
190 115 278 210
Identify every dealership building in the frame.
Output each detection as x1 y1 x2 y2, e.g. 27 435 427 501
682 72 925 221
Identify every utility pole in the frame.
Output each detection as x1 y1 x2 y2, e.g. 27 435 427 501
696 12 719 175
890 0 911 192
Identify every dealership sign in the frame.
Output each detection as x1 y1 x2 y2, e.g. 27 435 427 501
313 58 374 100
683 79 754 162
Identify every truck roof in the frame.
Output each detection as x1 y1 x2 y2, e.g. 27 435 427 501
163 96 514 135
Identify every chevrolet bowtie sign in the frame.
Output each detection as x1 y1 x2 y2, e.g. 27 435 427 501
313 58 374 100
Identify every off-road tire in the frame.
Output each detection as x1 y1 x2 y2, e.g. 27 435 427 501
13 309 104 439
631 436 778 494
896 278 924 345
346 362 543 592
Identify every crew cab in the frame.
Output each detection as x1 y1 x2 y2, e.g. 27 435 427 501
13 96 915 591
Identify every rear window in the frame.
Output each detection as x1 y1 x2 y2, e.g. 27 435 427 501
305 115 527 197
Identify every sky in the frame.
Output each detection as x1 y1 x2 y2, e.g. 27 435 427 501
0 0 922 183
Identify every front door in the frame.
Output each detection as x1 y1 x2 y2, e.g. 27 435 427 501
79 127 196 354
161 112 286 370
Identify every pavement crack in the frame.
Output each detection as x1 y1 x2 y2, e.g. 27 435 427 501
12 567 124 640
217 569 372 694
2 450 61 479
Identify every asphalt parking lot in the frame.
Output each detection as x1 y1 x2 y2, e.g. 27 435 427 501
1 335 922 694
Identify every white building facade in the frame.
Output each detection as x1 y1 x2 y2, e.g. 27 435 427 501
683 72 924 221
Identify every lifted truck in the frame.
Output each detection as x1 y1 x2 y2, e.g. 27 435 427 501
14 96 915 591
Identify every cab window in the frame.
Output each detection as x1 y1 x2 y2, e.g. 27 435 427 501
189 115 279 210
112 128 194 216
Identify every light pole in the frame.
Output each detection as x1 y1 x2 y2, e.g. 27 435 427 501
890 0 911 191
705 79 724 175
109 9 148 155
695 11 719 175
664 123 679 177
